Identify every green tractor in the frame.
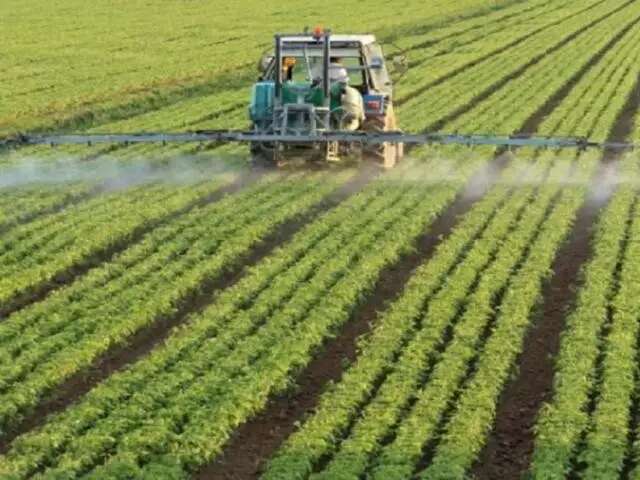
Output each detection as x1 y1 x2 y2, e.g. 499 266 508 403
250 28 406 168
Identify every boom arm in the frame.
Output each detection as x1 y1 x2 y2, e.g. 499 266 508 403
1 130 637 151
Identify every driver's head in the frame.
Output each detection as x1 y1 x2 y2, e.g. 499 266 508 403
328 58 348 83
332 67 349 84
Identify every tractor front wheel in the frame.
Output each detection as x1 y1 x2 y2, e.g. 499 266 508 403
250 142 279 168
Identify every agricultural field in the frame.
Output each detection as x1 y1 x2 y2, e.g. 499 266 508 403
2 0 640 479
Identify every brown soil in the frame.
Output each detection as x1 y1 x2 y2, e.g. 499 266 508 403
473 164 624 478
605 78 640 159
192 154 509 480
0 167 373 455
472 59 640 479
471 193 600 480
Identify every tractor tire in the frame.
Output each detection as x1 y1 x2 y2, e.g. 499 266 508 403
250 142 278 168
362 103 403 169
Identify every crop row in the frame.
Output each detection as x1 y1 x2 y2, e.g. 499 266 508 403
530 157 640 478
0 156 480 478
105 0 631 165
392 0 547 52
0 94 249 167
431 14 640 472
531 47 640 475
0 176 293 350
344 157 570 480
381 1 634 159
419 9 640 470
371 163 568 479
396 0 603 98
1 0 515 135
28 171 425 473
537 15 640 140
411 151 592 479
0 5 637 480
0 0 605 172
398 0 634 125
426 7 640 470
0 171 348 434
577 172 640 480
404 3 637 155
0 178 237 311
445 3 640 135
0 0 588 166
0 184 92 230
267 9 640 474
261 152 553 479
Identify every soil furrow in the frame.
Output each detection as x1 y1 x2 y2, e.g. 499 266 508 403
191 154 512 480
0 167 375 454
472 69 640 479
605 73 640 159
471 169 608 480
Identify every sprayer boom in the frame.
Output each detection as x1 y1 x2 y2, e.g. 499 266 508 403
1 130 637 151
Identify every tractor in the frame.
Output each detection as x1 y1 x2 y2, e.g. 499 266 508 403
249 28 406 168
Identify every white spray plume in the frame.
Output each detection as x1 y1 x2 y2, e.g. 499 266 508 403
0 155 243 190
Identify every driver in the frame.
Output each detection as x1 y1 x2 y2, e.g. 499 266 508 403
314 57 364 131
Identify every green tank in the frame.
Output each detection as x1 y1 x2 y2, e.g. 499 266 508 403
250 81 342 125
281 82 342 111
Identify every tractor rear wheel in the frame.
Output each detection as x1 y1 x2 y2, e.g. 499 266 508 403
362 103 404 169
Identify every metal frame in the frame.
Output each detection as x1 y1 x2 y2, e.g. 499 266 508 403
4 131 637 150
271 32 333 137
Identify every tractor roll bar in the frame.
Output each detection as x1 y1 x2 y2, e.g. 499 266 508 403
322 32 330 106
274 34 283 102
273 31 332 104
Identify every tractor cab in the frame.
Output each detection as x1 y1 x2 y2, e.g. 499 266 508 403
249 29 404 168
